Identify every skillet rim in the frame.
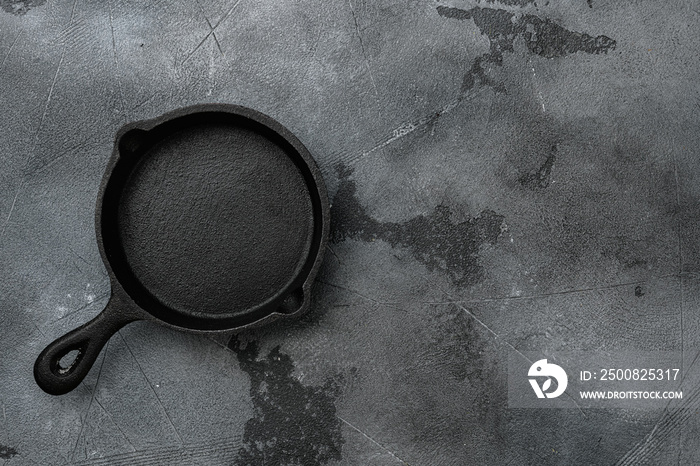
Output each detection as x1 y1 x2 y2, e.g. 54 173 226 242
95 103 330 332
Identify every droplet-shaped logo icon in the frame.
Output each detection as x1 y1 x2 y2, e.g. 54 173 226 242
528 359 568 398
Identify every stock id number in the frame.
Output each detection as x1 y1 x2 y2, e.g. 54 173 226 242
599 368 679 381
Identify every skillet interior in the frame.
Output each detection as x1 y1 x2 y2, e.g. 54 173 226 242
100 112 320 330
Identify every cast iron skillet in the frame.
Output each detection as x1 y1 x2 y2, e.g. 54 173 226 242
34 104 329 395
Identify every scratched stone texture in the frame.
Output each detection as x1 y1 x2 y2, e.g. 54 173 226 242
1 0 699 464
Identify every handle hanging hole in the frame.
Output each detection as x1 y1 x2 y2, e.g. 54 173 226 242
54 347 85 376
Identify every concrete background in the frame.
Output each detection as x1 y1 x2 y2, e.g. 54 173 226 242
1 0 699 464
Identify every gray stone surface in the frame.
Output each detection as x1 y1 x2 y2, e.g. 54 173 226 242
1 0 699 464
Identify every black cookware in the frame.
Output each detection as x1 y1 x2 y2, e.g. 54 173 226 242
34 104 329 395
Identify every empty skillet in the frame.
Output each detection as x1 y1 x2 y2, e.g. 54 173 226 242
34 104 329 395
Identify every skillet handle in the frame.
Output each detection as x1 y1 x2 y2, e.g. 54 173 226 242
34 292 137 396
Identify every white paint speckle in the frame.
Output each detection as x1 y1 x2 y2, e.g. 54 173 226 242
84 283 95 303
392 123 415 139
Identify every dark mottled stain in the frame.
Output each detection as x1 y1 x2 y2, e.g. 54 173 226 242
438 6 617 58
0 445 17 459
429 305 502 424
331 166 505 286
437 6 616 95
617 256 647 269
0 0 45 15
635 285 645 297
431 305 489 383
229 337 343 466
601 238 649 269
392 304 506 454
519 144 557 189
588 0 593 8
